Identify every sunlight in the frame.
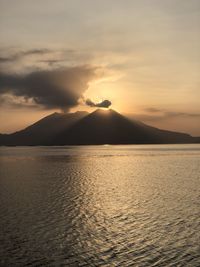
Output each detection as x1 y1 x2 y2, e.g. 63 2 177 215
95 108 111 115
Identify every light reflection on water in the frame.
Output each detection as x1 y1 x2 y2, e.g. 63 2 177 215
0 144 200 266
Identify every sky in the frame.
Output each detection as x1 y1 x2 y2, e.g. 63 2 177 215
0 0 200 135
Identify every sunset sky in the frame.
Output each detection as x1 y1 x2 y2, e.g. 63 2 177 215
0 0 199 135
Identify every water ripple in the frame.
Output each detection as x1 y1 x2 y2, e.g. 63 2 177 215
0 145 200 266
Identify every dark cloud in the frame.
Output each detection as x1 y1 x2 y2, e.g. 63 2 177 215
85 99 112 108
0 49 51 63
0 66 98 111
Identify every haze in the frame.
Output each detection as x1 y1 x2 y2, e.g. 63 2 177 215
0 0 199 135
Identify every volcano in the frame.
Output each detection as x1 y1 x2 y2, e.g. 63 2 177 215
0 109 198 146
53 109 195 145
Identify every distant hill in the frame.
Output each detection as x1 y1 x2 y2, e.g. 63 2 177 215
0 109 199 146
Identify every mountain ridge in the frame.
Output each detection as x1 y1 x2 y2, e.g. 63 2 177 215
0 109 199 146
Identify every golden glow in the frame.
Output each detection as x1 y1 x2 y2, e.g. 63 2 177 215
0 1 199 135
96 108 111 114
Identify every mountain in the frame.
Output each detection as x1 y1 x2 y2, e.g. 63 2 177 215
0 109 198 146
0 111 87 146
53 109 195 145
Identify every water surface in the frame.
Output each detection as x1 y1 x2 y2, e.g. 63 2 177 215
0 145 200 266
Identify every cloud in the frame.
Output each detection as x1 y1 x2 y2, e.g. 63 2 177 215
143 107 200 118
144 107 162 113
0 66 98 111
128 108 200 124
85 98 112 108
164 111 200 118
38 59 64 66
0 49 51 63
0 94 37 109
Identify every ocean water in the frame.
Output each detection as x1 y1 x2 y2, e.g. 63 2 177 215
0 144 200 267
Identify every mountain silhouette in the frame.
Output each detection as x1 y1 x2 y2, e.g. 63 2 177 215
53 109 196 145
0 109 199 146
0 111 87 146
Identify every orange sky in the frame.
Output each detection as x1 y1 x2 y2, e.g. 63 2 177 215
0 0 199 135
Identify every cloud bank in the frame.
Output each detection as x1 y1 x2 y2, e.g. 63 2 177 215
85 99 112 108
0 66 98 111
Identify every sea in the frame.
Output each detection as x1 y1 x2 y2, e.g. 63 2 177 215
0 144 200 267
